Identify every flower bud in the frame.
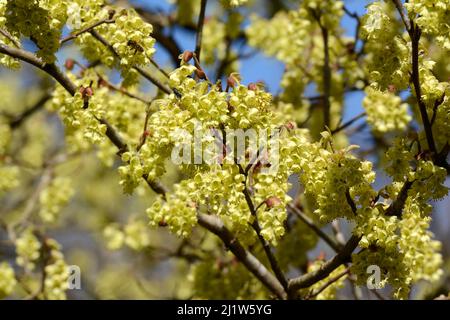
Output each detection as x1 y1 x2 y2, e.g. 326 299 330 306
227 75 237 88
265 196 281 208
248 83 258 91
158 220 167 227
182 50 194 63
195 69 206 80
285 121 295 130
84 87 94 97
65 59 75 70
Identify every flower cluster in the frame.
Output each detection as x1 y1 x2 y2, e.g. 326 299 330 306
293 137 376 223
360 2 410 90
404 0 450 49
201 18 226 66
0 262 16 299
15 228 41 271
49 74 107 152
103 219 150 251
42 239 69 300
0 165 19 195
351 138 448 298
363 87 411 133
4 0 67 63
76 7 155 85
0 0 20 68
39 177 74 224
147 165 248 239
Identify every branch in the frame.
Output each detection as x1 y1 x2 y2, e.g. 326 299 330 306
197 213 287 300
409 25 438 157
98 118 128 155
343 6 363 56
0 43 134 168
97 74 150 104
311 11 332 129
215 36 232 81
287 234 361 294
240 166 288 291
0 44 77 95
385 180 414 217
392 2 438 158
0 27 20 48
134 66 172 95
150 58 170 79
287 204 342 253
9 93 52 129
89 30 172 95
331 112 366 135
306 267 350 299
60 18 115 44
392 0 411 31
194 0 208 63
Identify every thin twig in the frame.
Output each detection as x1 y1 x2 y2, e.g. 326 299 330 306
392 0 411 31
9 93 52 129
60 19 115 44
239 165 288 291
194 0 208 63
331 112 366 135
137 104 154 151
197 213 287 300
0 44 77 95
371 289 386 300
150 58 170 79
89 30 172 95
392 1 440 160
287 235 361 294
410 25 437 157
98 74 151 104
0 27 20 48
311 10 332 128
287 204 342 253
306 267 350 299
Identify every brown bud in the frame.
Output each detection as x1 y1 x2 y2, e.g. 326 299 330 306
78 86 86 95
195 68 206 80
248 83 258 91
84 86 94 97
158 220 168 227
108 9 116 20
265 196 281 208
317 251 326 261
285 121 295 130
227 75 237 88
182 50 194 63
65 59 75 70
143 130 151 137
388 84 396 93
